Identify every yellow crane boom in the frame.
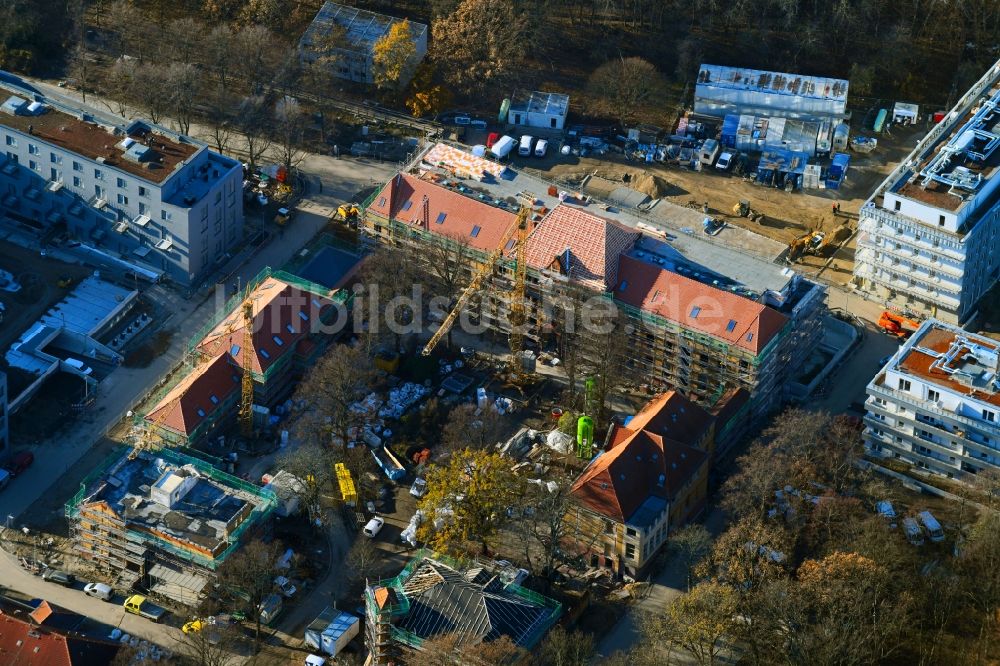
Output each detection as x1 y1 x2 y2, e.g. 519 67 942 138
507 213 530 382
421 207 530 356
239 298 255 437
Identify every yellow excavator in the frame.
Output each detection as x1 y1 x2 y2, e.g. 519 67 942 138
336 204 360 225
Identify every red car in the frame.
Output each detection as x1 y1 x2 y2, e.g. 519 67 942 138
486 132 500 149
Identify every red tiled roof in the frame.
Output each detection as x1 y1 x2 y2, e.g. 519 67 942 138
524 205 640 291
145 354 240 436
367 173 517 253
615 255 787 354
707 388 750 426
0 613 118 666
625 391 713 444
196 276 336 375
896 326 1000 407
571 429 706 523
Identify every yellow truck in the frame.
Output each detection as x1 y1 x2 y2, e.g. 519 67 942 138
123 595 168 623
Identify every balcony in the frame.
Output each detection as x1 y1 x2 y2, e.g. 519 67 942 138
868 382 1000 438
861 206 965 261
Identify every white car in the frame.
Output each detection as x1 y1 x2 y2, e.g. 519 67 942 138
534 139 548 157
363 517 385 538
518 135 534 156
716 152 733 170
274 576 297 598
410 478 427 498
84 582 114 601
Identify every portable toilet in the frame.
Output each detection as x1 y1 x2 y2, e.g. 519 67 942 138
576 415 594 459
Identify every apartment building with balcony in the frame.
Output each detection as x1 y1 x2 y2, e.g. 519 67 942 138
865 319 1000 479
853 59 1000 324
0 75 244 286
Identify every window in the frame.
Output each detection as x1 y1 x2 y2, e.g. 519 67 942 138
401 200 413 211
116 177 126 188
49 153 60 164
690 306 702 318
899 379 911 391
28 160 37 171
138 202 147 215
927 389 939 402
745 332 754 342
72 161 82 172
939 215 945 226
626 527 637 537
117 194 128 205
50 168 58 181
894 200 901 211
5 152 15 163
73 176 81 188
272 335 284 347
215 190 221 204
470 225 481 237
161 210 172 222
378 197 386 207
726 319 737 332
4 136 14 146
138 186 147 197
28 144 38 155
603 521 614 534
94 169 103 180
984 409 996 423
436 212 447 224
625 543 636 560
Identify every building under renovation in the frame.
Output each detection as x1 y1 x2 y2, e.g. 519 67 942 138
364 551 561 664
142 268 349 446
66 447 276 604
363 144 825 419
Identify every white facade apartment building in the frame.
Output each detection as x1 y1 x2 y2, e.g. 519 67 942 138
865 319 1000 479
853 59 1000 324
0 77 243 286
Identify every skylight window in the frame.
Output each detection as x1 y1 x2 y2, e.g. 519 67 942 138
378 197 386 207
285 324 295 334
690 306 702 318
209 394 219 405
196 408 206 417
299 312 309 322
401 200 413 211
260 349 271 359
746 332 754 342
230 344 241 357
470 225 481 237
272 335 284 346
619 281 628 291
726 319 737 332
505 239 516 251
436 212 447 224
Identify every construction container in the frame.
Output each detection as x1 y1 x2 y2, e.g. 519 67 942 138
304 608 360 656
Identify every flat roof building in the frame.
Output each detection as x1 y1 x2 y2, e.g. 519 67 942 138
507 91 570 131
694 64 848 120
67 447 276 603
299 2 428 85
0 73 244 286
853 59 1000 324
865 319 1000 479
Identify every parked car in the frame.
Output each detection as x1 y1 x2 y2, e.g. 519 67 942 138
6 451 34 475
274 576 297 598
716 151 734 170
518 135 534 157
64 358 93 375
876 500 896 520
363 517 385 538
42 568 76 587
0 469 10 490
410 478 427 498
534 139 548 157
123 595 168 623
919 510 945 542
703 217 726 235
902 517 925 546
84 582 114 601
182 618 205 634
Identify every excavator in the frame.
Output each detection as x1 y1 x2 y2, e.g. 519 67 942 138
733 199 765 223
335 203 360 226
878 311 920 339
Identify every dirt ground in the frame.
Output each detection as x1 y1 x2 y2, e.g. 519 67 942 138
0 240 92 353
532 124 929 284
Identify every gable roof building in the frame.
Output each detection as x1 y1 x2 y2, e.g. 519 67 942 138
364 553 561 663
0 611 120 666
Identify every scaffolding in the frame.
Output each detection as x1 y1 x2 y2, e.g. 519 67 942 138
67 447 277 586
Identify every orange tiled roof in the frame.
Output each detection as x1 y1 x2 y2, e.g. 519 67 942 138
367 173 517 253
897 326 1000 407
615 255 787 354
0 612 119 666
145 354 240 437
525 205 640 291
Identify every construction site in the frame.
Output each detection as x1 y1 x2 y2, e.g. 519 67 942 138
363 142 829 422
65 446 276 605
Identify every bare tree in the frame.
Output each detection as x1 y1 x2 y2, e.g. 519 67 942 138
516 476 578 591
165 17 204 66
216 538 283 654
276 443 333 527
539 626 595 666
203 85 236 156
273 95 306 172
232 24 278 96
135 63 171 124
588 56 664 126
344 536 380 589
235 95 272 172
173 622 243 666
202 24 236 92
106 0 146 61
668 524 713 591
425 232 475 351
165 63 202 135
441 403 505 455
102 57 139 117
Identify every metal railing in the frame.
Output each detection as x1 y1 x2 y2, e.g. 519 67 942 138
868 382 1000 438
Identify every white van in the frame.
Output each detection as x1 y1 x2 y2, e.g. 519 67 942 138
918 510 945 542
518 135 534 157
363 517 385 538
534 139 548 157
489 135 516 159
902 517 924 546
65 358 93 375
84 582 114 601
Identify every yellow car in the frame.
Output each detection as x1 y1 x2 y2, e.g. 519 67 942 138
182 618 205 634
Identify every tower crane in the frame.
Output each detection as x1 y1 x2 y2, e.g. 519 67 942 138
506 211 530 384
238 297 255 437
422 206 531 357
